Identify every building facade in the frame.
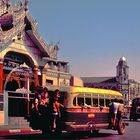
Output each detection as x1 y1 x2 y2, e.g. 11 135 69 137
0 0 71 125
81 57 140 105
0 0 71 93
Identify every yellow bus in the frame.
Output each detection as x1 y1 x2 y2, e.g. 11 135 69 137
30 86 126 135
62 86 125 134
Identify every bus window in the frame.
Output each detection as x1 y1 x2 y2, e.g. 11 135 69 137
85 97 91 107
106 99 111 107
92 98 98 107
99 99 104 107
78 97 84 107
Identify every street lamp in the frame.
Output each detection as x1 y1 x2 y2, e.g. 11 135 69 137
20 63 30 115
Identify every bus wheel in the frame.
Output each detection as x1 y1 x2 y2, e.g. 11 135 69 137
118 120 125 135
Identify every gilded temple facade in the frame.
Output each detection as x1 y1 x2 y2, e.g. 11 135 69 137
0 0 71 94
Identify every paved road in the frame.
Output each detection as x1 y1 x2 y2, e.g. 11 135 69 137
0 120 140 140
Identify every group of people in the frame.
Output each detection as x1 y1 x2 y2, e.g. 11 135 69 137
30 87 64 135
108 98 124 129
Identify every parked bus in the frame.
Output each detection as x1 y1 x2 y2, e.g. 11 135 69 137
30 86 126 135
130 97 140 121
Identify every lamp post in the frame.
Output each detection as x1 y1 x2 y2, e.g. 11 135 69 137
19 63 30 115
25 71 30 115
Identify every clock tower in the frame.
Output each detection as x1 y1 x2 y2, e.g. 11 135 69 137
116 57 129 103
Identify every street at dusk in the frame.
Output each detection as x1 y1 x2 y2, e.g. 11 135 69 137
0 120 140 140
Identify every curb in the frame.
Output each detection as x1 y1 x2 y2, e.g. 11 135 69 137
0 129 41 135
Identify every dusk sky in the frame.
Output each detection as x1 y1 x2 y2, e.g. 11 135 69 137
23 0 140 82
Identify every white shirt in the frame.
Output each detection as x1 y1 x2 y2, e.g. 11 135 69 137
113 102 120 114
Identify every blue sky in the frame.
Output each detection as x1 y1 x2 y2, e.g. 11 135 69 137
19 0 140 82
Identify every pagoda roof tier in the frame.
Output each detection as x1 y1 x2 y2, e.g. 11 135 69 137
0 0 58 60
0 13 13 26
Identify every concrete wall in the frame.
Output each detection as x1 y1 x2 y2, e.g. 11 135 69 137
70 76 83 87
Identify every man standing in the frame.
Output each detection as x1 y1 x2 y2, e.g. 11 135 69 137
109 98 120 128
52 89 64 134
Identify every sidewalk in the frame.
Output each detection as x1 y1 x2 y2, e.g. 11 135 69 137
0 127 41 136
0 116 41 136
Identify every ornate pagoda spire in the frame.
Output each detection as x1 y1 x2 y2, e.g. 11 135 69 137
0 0 11 16
23 0 28 11
0 0 26 45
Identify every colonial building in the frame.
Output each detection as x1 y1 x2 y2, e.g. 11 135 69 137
129 79 140 104
81 57 140 105
0 0 71 93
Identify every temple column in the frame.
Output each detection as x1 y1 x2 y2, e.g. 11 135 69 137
33 66 39 87
0 59 3 93
42 69 47 87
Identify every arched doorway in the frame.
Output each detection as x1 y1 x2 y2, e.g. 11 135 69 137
3 51 36 116
6 79 19 91
3 51 36 90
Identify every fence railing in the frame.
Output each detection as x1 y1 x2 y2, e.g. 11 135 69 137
1 90 35 125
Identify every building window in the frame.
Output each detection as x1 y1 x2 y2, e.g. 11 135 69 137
46 79 53 85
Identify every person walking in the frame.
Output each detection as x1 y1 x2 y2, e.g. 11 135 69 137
38 87 52 135
108 98 120 129
52 89 64 134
